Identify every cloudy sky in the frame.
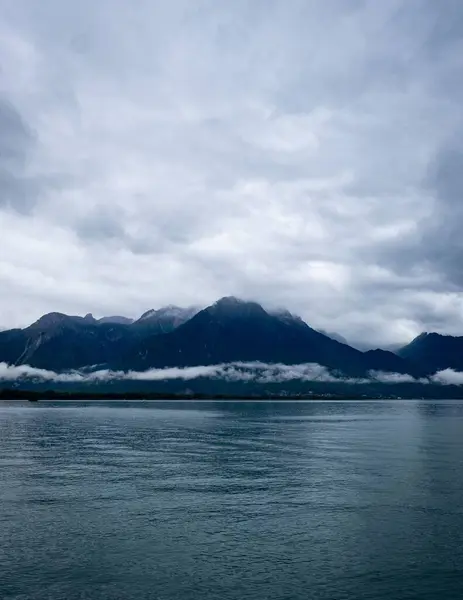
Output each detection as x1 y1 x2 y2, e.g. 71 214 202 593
1 0 463 348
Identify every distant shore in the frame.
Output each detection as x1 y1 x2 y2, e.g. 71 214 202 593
0 389 429 401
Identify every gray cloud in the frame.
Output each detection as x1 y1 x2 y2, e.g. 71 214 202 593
0 98 37 212
1 1 463 347
421 138 463 284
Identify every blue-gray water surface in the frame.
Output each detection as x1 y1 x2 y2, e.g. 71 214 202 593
1 400 463 600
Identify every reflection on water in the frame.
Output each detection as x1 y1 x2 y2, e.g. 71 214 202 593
1 400 463 599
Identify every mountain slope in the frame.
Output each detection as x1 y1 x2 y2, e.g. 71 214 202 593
0 305 201 371
0 313 132 371
114 297 409 376
0 328 29 366
398 332 463 374
98 316 134 325
317 329 350 346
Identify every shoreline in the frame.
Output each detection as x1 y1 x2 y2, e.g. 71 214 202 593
0 395 441 403
0 389 451 402
0 398 458 404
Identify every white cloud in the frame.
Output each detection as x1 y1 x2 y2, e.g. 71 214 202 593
431 369 463 386
0 360 443 386
0 362 85 383
369 371 422 385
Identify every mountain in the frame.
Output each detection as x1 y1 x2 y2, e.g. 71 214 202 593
0 305 199 372
363 348 420 375
398 332 463 374
132 305 199 333
0 298 426 378
113 297 410 376
0 312 132 371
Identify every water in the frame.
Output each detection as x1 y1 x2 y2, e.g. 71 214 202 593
1 401 463 600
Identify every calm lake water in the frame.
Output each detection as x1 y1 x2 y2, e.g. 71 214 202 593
1 400 463 600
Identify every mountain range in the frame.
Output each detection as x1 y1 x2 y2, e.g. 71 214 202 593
0 297 460 383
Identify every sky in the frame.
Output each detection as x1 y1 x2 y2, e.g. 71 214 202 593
1 0 463 348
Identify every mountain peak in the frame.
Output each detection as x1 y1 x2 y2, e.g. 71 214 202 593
136 305 199 324
28 312 71 329
209 297 267 318
132 305 199 333
138 309 156 322
398 330 463 374
28 312 98 330
214 296 245 306
414 331 429 340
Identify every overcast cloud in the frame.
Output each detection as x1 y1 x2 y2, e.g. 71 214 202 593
1 0 463 347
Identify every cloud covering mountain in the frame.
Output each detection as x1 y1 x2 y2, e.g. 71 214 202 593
1 360 462 387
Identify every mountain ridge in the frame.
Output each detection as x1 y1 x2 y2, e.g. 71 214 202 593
0 298 460 379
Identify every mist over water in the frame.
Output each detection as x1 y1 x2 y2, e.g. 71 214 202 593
1 400 463 600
